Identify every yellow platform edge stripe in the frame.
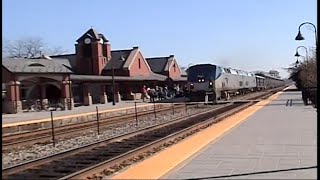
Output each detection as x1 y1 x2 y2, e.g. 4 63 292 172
111 92 282 179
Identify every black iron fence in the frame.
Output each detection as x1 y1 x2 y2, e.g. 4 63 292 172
301 87 317 108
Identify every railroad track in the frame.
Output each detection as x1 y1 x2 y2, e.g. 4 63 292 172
2 88 281 180
2 104 190 150
2 87 283 151
3 87 281 151
2 101 248 179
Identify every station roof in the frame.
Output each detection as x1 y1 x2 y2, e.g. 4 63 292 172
2 58 73 74
104 49 134 70
146 56 170 73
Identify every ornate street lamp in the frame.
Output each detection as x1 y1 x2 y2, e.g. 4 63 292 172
295 22 317 45
294 45 308 61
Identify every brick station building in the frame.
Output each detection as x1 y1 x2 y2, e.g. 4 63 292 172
2 28 187 114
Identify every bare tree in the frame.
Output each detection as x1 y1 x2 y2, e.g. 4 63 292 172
288 48 317 106
3 37 67 58
45 45 68 56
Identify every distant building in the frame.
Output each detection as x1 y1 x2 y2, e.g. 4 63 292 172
2 28 187 114
269 70 280 78
252 70 281 79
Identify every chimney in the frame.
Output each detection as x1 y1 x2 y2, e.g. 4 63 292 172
169 55 174 58
133 46 139 49
105 41 111 61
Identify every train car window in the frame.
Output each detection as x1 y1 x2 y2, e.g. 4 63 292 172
239 81 243 86
216 67 223 79
187 65 216 82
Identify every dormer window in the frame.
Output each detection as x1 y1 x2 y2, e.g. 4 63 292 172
28 63 45 67
119 55 125 61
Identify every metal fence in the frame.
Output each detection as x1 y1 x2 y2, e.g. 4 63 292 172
301 87 317 108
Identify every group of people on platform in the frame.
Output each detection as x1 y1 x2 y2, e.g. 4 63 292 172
140 84 185 102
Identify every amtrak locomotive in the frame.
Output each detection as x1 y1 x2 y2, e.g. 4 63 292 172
187 64 284 102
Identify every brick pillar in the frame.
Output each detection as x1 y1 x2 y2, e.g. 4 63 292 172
6 81 22 114
100 85 108 104
83 84 92 106
60 80 74 110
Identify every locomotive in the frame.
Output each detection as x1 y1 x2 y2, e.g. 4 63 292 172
187 64 285 102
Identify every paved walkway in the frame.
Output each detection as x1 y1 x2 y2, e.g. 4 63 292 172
2 100 150 124
165 87 317 179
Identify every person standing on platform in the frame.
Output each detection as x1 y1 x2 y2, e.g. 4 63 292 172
141 85 148 102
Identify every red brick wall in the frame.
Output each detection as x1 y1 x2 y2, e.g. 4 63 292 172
75 44 93 74
2 67 13 83
92 42 107 75
76 42 107 75
129 51 151 76
168 61 182 79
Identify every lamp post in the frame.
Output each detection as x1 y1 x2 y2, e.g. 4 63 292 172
295 58 300 68
111 58 116 106
295 22 317 46
295 21 318 108
294 45 308 62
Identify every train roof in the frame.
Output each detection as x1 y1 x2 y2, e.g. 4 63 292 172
255 75 266 79
188 63 254 76
189 63 216 68
255 73 284 81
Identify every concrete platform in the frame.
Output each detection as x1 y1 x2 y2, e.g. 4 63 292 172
2 100 148 125
163 86 317 179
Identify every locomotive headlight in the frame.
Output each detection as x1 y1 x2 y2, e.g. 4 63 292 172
190 83 194 89
209 81 213 88
198 79 201 82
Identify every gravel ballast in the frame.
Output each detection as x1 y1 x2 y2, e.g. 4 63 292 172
2 105 213 168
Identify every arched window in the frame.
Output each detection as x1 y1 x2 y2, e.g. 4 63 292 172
138 58 141 69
